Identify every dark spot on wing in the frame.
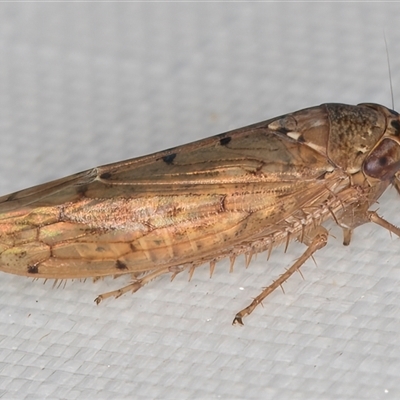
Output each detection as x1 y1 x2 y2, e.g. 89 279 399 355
219 136 231 146
162 153 177 165
276 127 291 135
115 260 128 270
76 184 89 195
296 135 305 143
27 265 39 274
100 172 112 180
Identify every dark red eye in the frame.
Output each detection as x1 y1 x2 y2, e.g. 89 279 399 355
364 139 400 180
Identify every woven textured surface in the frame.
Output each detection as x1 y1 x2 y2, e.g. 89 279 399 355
0 3 400 399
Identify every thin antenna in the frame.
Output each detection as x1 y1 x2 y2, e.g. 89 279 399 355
384 32 395 110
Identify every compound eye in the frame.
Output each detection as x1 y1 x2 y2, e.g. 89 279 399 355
364 139 400 180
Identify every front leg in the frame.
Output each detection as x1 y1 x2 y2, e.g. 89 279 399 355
368 211 400 237
340 209 400 246
335 195 400 245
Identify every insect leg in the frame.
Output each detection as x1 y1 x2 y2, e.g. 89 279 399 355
342 228 352 246
368 211 400 237
94 266 171 304
232 227 329 325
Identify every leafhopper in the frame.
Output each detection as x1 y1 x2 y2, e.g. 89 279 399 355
1 103 400 324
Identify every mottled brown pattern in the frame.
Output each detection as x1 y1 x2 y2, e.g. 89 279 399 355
0 103 400 323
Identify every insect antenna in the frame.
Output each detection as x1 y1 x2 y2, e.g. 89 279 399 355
384 32 395 110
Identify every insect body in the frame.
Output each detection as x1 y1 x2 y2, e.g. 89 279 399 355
1 103 400 324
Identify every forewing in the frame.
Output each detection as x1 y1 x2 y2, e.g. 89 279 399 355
0 112 341 278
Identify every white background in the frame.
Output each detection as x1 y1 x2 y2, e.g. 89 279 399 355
0 3 399 399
